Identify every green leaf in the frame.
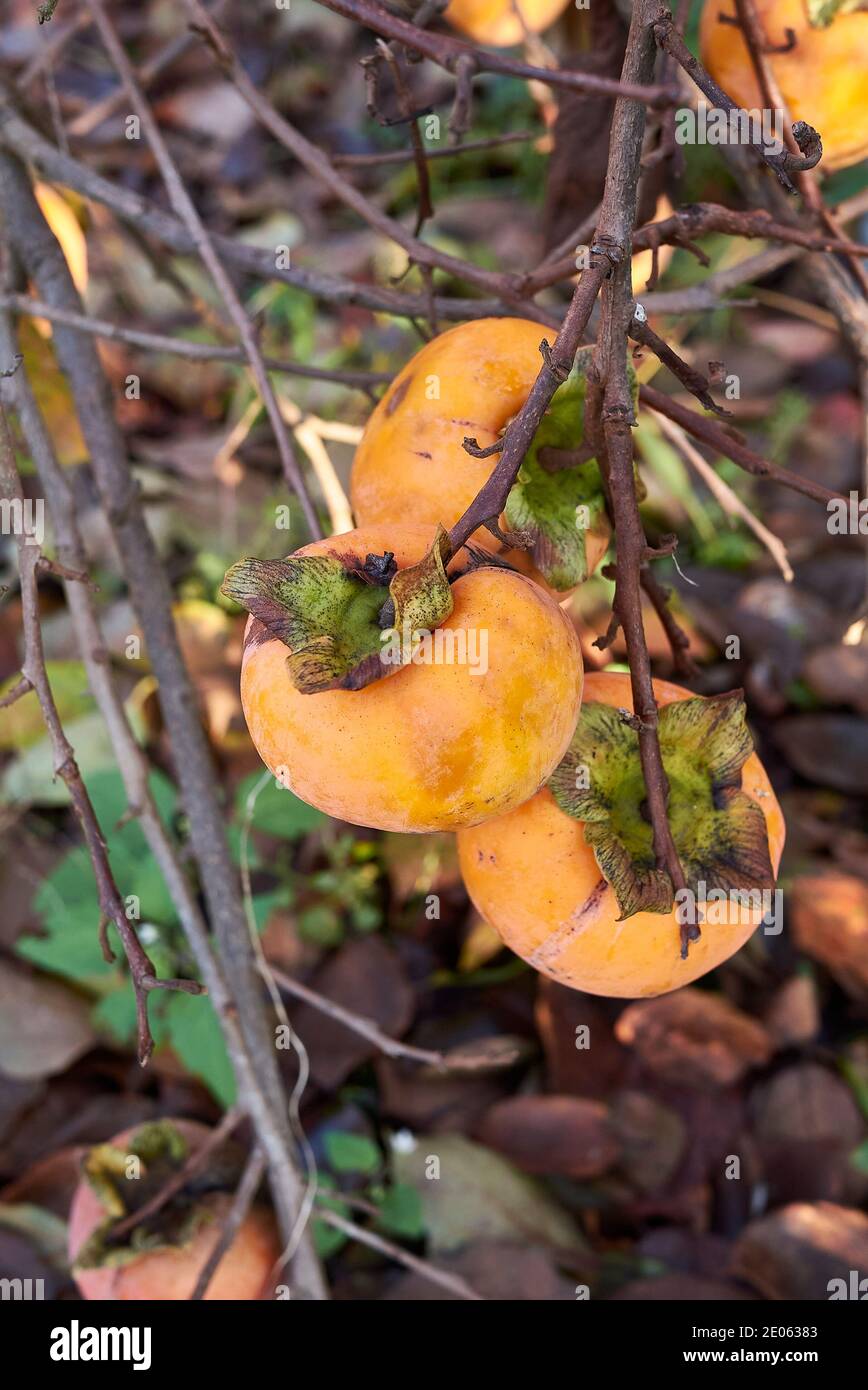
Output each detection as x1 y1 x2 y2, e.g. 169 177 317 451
163 992 236 1108
502 349 637 591
91 988 138 1045
0 661 94 749
392 1134 586 1255
235 770 326 838
16 769 181 983
386 524 453 641
0 1204 69 1269
1 712 115 807
504 350 609 591
324 1131 381 1175
374 1182 425 1239
548 693 775 919
221 552 390 693
298 904 344 947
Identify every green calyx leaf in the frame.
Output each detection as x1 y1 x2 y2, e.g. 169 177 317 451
548 692 775 920
805 0 864 28
223 529 457 695
222 552 391 694
383 525 459 667
503 348 632 591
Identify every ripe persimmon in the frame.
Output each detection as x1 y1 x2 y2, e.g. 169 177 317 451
223 524 583 834
700 0 868 172
444 0 571 46
68 1120 280 1300
350 319 611 596
458 672 786 998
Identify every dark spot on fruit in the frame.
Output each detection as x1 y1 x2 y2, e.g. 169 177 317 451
386 375 412 415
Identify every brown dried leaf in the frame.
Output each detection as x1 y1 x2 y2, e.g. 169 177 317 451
476 1095 620 1179
774 715 868 795
750 1063 867 1206
790 873 868 1000
383 1240 576 1301
535 979 628 1100
615 988 772 1089
762 974 820 1048
610 1090 687 1194
0 962 95 1081
290 937 415 1090
731 1202 868 1300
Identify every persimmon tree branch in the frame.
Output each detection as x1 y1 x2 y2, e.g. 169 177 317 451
0 382 203 1065
592 0 697 957
0 149 327 1301
314 0 678 105
528 201 868 295
271 967 523 1074
0 290 329 1295
84 0 322 539
0 294 389 393
651 5 822 192
639 383 846 506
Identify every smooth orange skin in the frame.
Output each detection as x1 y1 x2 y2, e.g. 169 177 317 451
239 525 583 834
68 1121 280 1301
700 0 868 173
445 0 571 45
350 319 610 597
458 672 786 999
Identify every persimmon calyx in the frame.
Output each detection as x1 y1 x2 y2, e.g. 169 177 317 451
548 692 775 920
806 0 861 27
74 1121 213 1271
503 348 635 590
222 527 457 694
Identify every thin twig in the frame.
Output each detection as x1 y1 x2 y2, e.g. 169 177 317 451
593 0 698 958
270 966 521 1073
654 411 793 581
331 128 537 166
84 0 323 539
313 1205 484 1300
652 6 822 193
315 0 677 105
0 293 389 391
191 1148 268 1301
630 313 729 416
0 389 203 1065
640 383 846 506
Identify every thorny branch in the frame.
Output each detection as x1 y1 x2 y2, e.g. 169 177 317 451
0 149 327 1300
0 382 203 1065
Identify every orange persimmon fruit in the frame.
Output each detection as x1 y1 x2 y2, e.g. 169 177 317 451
444 0 572 46
700 0 868 172
225 524 583 834
458 671 786 998
68 1120 280 1300
350 319 611 596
